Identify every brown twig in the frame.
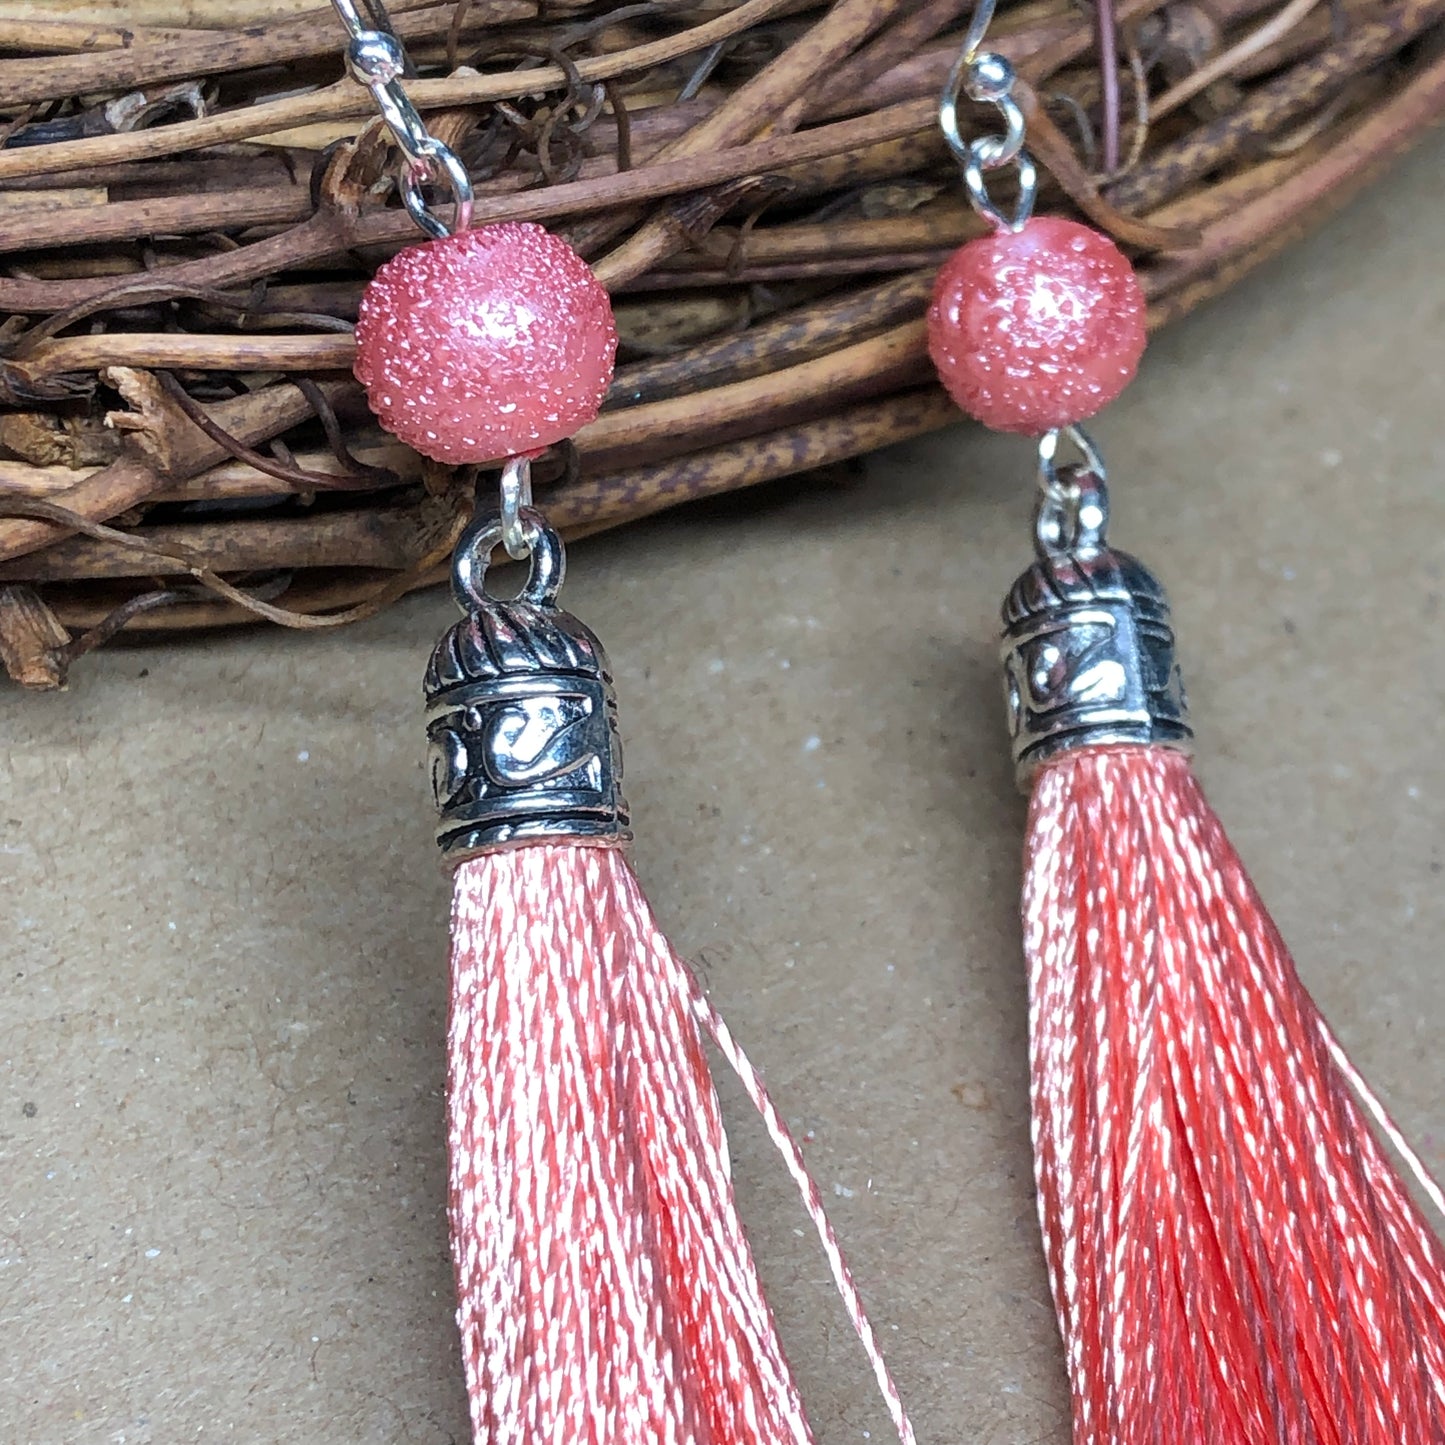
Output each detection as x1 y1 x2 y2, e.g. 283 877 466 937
0 491 471 628
151 372 391 492
610 270 935 407
1107 0 1445 212
0 1 529 108
0 185 315 256
0 0 798 181
1143 45 1445 322
13 332 356 377
0 102 944 315
805 0 971 120
0 374 351 559
38 389 961 633
1095 0 1124 173
0 583 69 688
577 321 931 472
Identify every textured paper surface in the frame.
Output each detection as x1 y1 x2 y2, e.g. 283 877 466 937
3 136 1444 1445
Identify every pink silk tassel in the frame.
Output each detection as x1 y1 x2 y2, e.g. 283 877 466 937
447 843 915 1445
342 159 915 1442
1024 744 1445 1444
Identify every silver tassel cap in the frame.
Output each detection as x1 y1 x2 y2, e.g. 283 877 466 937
1000 444 1191 787
424 511 630 862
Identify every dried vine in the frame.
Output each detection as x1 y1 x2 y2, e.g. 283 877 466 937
0 0 1440 685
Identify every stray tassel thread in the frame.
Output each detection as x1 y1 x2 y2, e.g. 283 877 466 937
1024 744 1445 1445
448 843 915 1445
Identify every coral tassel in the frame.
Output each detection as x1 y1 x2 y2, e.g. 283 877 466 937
1023 744 1445 1444
447 843 915 1445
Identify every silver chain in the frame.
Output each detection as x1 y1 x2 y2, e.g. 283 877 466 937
938 0 1038 231
330 0 475 239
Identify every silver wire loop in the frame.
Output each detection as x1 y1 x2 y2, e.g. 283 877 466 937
1035 426 1110 556
963 145 1038 232
451 508 564 614
1038 424 1107 485
330 0 475 239
972 97 1026 170
498 456 535 561
400 138 476 240
940 53 1024 171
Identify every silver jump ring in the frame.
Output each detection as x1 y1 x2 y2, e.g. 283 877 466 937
451 508 564 614
498 456 535 561
1035 425 1110 556
1038 424 1107 488
972 95 1026 171
941 62 1025 171
963 144 1038 233
400 138 476 240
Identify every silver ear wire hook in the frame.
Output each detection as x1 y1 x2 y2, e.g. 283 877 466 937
938 0 1005 159
961 0 1000 63
939 1 1039 231
329 0 475 238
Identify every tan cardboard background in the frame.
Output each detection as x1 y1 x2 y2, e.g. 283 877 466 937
3 130 1444 1444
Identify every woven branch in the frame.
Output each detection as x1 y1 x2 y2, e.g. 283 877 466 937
0 0 1440 685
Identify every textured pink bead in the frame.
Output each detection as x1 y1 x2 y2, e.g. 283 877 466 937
354 222 617 463
927 217 1146 434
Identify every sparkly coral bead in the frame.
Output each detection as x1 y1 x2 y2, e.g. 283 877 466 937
354 222 617 464
927 217 1146 435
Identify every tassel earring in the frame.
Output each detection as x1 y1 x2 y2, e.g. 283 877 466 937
331 7 917 1442
928 8 1445 1442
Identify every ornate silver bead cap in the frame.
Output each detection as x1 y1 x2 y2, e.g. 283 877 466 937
1000 461 1191 786
425 512 629 862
